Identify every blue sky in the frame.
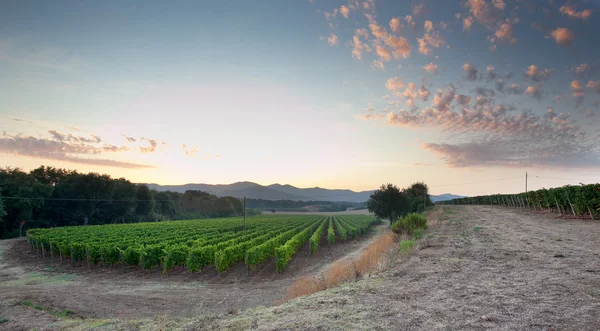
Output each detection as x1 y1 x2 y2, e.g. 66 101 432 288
1 0 599 195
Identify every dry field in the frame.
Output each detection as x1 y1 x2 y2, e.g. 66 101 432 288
2 206 600 330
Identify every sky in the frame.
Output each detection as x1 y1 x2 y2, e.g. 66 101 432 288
1 0 600 196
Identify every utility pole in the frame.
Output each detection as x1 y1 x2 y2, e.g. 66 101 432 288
525 172 528 193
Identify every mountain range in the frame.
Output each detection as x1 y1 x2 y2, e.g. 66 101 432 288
146 182 464 203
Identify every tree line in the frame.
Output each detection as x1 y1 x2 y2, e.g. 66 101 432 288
0 166 252 238
246 199 364 212
367 182 432 221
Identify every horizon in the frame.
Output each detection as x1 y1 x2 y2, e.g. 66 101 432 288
2 0 600 196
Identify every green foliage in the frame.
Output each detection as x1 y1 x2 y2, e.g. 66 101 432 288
275 221 320 272
399 239 414 253
439 184 600 219
27 214 378 274
367 182 432 222
413 228 424 240
326 218 335 245
392 213 428 235
309 218 328 254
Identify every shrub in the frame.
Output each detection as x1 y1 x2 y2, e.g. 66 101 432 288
391 213 427 235
400 239 414 253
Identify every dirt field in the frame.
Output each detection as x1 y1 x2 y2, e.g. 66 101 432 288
2 206 600 330
0 222 386 330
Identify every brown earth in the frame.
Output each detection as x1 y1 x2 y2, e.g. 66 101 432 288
0 222 386 330
2 206 600 330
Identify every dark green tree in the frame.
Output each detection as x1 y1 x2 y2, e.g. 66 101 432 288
404 182 432 213
135 184 154 221
367 183 409 222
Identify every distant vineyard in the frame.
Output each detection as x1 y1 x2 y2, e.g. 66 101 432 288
437 184 600 219
26 214 378 273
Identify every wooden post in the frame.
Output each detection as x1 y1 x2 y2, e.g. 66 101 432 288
565 194 576 217
70 248 75 268
41 243 45 258
50 243 54 264
554 196 562 215
587 206 595 220
86 248 91 269
119 251 126 274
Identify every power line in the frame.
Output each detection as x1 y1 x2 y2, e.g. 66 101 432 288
430 176 522 188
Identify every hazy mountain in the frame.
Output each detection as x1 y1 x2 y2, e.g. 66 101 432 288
430 193 466 202
147 182 464 203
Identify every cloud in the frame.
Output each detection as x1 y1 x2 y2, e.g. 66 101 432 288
122 135 137 143
455 94 471 106
486 65 496 80
463 16 475 30
413 3 425 16
385 77 405 90
494 23 517 44
375 44 391 61
48 130 102 144
321 33 339 46
465 0 504 27
506 84 522 94
371 60 385 70
364 91 598 168
417 22 446 56
139 137 158 153
525 65 554 81
423 62 439 74
0 134 152 169
340 5 350 19
550 27 575 46
419 85 431 102
351 35 365 60
495 79 505 92
588 81 600 94
405 15 416 30
559 5 592 20
432 85 456 112
390 17 402 34
525 86 541 101
463 63 479 81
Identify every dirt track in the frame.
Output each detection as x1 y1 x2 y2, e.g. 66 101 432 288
196 205 600 330
1 206 600 330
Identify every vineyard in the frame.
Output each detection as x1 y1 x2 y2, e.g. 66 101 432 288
26 214 378 273
437 183 600 219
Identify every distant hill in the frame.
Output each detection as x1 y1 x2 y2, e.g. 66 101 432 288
146 182 374 203
146 182 464 204
430 193 466 202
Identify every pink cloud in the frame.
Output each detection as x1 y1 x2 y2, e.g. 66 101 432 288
385 77 405 91
550 27 575 46
559 5 592 20
390 17 402 34
423 62 439 74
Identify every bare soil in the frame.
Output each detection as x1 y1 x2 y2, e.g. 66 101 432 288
0 223 385 330
2 206 600 330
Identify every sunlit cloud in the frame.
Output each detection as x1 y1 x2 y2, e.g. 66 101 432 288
559 5 592 20
423 62 439 74
525 65 554 82
550 27 575 46
525 86 541 101
463 63 479 81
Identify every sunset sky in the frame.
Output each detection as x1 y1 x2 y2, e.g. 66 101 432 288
1 0 600 196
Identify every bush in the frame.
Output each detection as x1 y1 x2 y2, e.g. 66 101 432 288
400 239 414 253
391 213 427 235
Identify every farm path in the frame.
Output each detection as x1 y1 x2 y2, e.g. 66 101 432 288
0 221 386 330
194 205 600 330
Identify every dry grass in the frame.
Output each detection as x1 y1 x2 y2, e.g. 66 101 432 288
284 231 396 302
283 275 325 302
354 232 395 277
324 259 356 289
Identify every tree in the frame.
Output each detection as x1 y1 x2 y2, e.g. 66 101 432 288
367 183 409 222
0 191 6 225
405 182 432 213
135 184 154 221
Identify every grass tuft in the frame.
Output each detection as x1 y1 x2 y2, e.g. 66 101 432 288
399 239 414 254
